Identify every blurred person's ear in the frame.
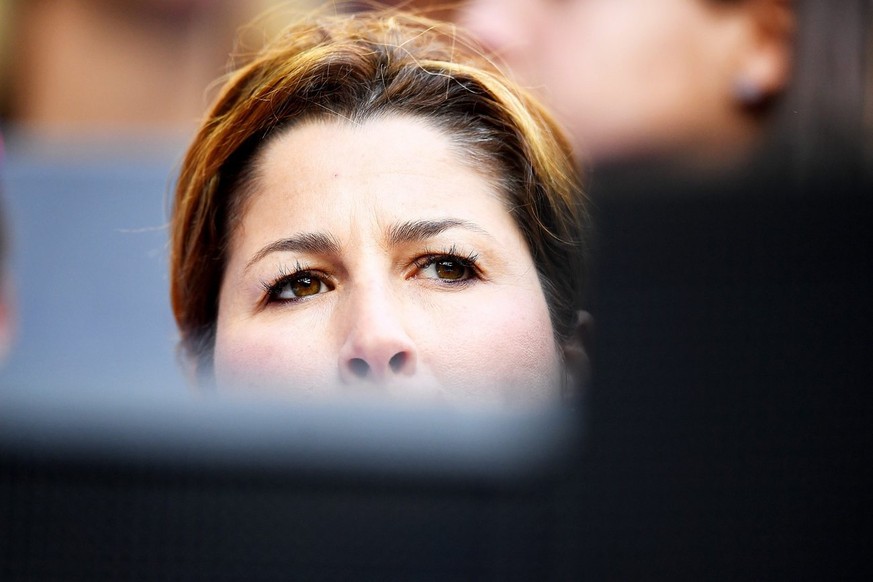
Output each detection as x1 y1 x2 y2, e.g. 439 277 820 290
730 0 794 108
562 311 592 404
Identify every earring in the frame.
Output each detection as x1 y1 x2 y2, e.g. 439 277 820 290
732 75 767 107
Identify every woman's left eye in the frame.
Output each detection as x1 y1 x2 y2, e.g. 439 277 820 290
416 255 477 283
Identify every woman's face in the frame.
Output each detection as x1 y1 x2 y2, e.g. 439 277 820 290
214 115 564 407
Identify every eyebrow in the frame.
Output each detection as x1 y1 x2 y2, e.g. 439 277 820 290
245 219 492 272
386 219 492 246
245 232 341 272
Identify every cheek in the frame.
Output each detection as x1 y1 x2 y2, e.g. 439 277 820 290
213 319 335 394
421 285 563 403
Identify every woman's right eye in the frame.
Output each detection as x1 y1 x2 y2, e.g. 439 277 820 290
266 273 332 303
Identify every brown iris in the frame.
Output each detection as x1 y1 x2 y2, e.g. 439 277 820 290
435 259 468 281
290 275 321 297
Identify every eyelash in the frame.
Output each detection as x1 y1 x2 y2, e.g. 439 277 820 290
412 246 481 285
261 262 330 305
261 247 482 305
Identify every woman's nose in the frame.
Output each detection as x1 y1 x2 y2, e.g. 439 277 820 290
338 285 417 384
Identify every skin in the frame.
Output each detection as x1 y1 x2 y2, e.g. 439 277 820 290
461 0 767 165
214 115 564 408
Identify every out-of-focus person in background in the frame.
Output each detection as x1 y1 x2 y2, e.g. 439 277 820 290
461 0 873 173
170 9 590 407
0 0 459 135
461 0 794 168
0 0 315 136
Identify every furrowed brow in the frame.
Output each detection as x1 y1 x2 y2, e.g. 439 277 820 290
386 219 491 247
245 232 340 272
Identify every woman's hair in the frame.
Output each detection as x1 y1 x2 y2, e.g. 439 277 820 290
170 8 588 370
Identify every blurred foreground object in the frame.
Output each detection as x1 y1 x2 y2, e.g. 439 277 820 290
1 143 870 579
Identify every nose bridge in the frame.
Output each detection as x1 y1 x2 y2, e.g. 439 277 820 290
339 276 416 382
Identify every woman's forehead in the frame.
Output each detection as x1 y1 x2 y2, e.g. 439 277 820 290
260 116 458 180
228 115 522 251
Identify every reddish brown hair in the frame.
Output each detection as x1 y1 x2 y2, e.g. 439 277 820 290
171 9 588 369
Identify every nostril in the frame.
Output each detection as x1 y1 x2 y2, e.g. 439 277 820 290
349 358 369 378
389 352 407 373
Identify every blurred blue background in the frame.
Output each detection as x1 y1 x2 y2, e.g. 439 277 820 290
1 139 186 392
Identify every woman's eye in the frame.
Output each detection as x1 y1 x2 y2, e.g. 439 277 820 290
418 256 476 282
268 273 331 301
